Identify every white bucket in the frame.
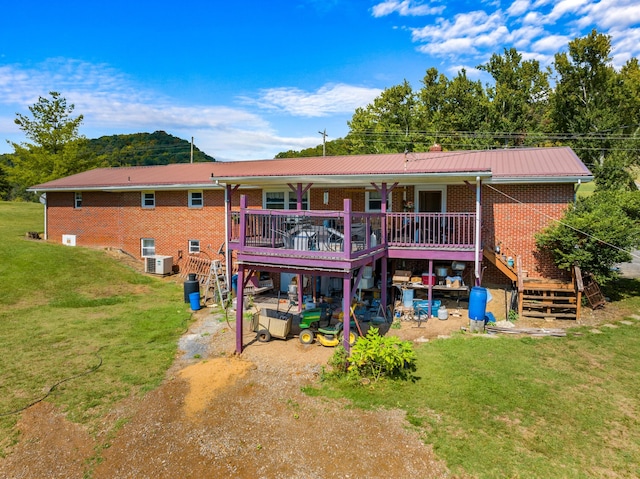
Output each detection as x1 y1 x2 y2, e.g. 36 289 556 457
438 307 449 320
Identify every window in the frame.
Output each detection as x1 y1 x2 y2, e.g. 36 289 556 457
365 190 391 212
264 190 309 210
265 192 286 209
74 192 82 209
189 190 203 208
188 239 200 254
141 191 155 208
141 238 156 257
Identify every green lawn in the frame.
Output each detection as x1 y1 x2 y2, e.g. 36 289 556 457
0 201 192 458
310 296 640 478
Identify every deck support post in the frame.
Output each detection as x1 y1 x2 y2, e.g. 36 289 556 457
427 259 434 317
235 265 245 354
342 276 351 352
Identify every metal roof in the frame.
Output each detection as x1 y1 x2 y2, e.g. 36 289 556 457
28 147 593 192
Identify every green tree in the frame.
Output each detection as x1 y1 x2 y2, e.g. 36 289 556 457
479 48 551 145
550 30 621 171
7 91 90 199
0 160 10 200
347 80 417 153
414 67 451 147
439 69 490 148
536 191 640 284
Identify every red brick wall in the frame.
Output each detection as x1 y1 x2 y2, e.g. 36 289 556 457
47 190 231 270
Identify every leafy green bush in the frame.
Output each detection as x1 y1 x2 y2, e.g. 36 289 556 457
347 327 417 382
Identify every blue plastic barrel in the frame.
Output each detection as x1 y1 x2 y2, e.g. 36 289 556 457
189 291 201 311
468 287 487 320
402 289 414 308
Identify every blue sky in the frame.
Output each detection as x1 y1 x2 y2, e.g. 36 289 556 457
1 0 639 161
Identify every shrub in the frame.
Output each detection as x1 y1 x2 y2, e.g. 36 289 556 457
347 327 417 382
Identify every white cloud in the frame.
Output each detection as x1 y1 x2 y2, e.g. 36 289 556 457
240 84 382 117
371 1 445 17
531 34 573 52
609 27 640 67
418 37 478 57
507 0 531 17
381 0 640 69
519 50 555 64
510 25 546 49
576 0 640 29
445 65 484 78
411 10 509 59
411 10 505 42
546 0 591 23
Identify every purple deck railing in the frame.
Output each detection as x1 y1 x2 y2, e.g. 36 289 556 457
231 209 385 261
386 212 476 249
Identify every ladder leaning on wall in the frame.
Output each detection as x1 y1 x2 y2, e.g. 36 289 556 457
203 259 230 307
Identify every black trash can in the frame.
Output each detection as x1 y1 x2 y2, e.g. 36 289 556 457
184 273 200 303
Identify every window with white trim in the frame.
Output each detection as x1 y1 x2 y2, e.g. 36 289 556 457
264 190 309 210
74 192 82 209
188 190 203 208
365 190 391 212
141 238 156 257
141 191 155 208
188 239 200 254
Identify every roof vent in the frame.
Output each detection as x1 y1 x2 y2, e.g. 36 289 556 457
429 143 442 152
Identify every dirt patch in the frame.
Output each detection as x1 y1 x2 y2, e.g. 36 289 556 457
178 357 253 418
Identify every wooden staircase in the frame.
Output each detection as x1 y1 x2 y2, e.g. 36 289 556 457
484 249 584 321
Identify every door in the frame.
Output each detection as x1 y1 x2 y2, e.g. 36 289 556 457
417 189 443 212
415 187 445 243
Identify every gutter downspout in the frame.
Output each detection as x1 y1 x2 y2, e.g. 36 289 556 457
224 183 231 292
38 192 48 240
474 176 481 285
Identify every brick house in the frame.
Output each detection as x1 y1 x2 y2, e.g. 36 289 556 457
30 147 592 350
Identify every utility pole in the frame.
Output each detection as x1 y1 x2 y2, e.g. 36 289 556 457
318 129 327 156
190 137 194 163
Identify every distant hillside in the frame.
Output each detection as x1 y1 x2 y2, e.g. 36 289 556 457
81 131 215 167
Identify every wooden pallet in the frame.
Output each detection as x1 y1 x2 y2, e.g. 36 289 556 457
517 264 584 321
583 273 606 309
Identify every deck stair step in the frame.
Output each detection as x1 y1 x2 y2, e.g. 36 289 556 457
522 300 577 308
521 311 579 320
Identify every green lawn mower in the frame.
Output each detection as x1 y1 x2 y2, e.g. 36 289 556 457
298 304 359 347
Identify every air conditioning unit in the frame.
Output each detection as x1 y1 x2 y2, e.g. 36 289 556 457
145 255 173 275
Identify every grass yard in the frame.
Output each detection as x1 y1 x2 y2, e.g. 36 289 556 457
0 201 192 455
310 299 640 477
